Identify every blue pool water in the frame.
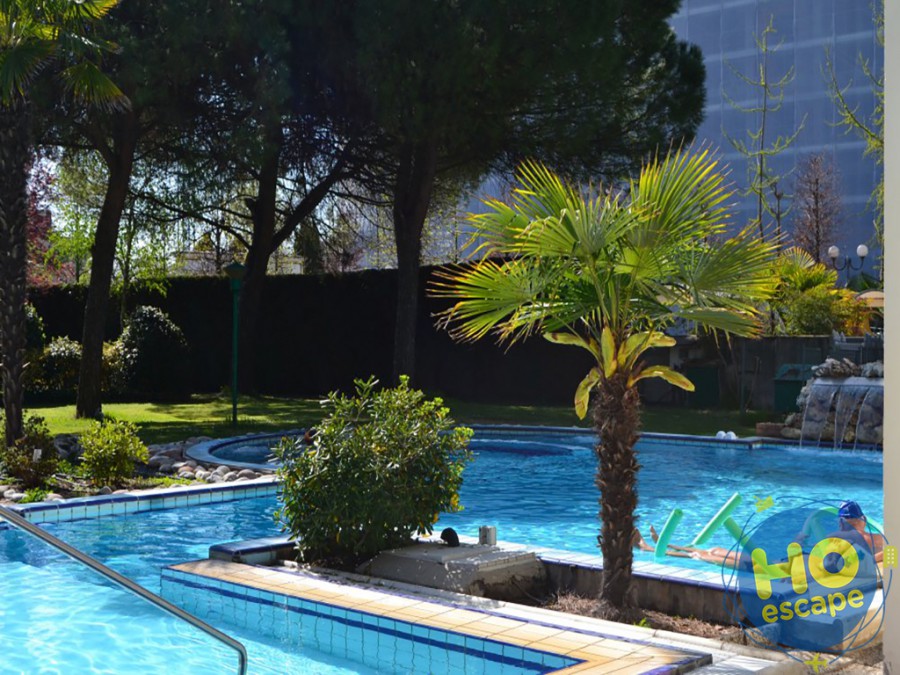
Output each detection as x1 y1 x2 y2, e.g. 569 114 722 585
0 429 883 672
439 432 883 565
211 429 884 567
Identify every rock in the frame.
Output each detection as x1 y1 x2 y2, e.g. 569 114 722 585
861 361 884 378
194 470 209 481
113 489 129 494
98 486 113 495
223 472 237 482
234 476 249 482
158 463 176 475
237 469 258 480
207 474 223 483
54 434 82 460
755 422 784 438
0 485 10 495
177 465 195 476
5 492 24 502
780 427 802 440
45 493 64 501
147 455 169 469
214 465 231 477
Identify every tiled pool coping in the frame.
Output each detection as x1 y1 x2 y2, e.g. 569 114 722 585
5 477 279 525
165 559 712 674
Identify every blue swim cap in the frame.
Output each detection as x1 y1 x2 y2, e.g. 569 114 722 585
838 500 864 519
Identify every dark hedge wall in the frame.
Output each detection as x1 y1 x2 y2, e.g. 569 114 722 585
28 267 594 406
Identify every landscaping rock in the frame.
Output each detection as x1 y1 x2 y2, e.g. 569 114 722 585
158 463 176 475
98 486 113 495
5 492 24 502
213 465 231 477
237 469 258 480
223 472 238 482
45 493 64 501
54 434 82 461
207 474 223 483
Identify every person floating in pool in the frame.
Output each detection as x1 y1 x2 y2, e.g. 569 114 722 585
633 500 885 568
632 526 741 566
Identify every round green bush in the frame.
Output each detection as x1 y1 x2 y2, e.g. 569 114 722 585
274 376 472 564
80 418 149 486
118 306 190 399
35 336 82 395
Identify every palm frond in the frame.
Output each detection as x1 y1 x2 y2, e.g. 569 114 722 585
60 61 127 110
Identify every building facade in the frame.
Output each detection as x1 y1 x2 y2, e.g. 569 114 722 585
671 0 882 269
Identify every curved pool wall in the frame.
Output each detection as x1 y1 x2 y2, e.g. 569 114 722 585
188 424 884 472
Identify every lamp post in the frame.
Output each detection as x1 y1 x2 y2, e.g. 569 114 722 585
224 261 246 426
827 244 868 286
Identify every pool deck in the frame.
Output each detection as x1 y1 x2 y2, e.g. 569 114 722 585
166 558 802 674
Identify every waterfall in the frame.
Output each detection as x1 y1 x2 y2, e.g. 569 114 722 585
800 382 838 447
833 384 869 448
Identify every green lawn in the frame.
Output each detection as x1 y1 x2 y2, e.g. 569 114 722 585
28 393 778 445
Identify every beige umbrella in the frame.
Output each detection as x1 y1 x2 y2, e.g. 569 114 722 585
856 290 885 308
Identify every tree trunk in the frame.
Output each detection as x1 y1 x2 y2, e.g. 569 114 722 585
75 112 138 418
592 372 642 621
237 147 279 394
0 100 32 444
391 142 437 385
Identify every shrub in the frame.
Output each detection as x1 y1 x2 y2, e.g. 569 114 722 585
783 287 868 336
0 415 58 489
33 336 82 395
102 340 126 395
118 306 190 399
20 488 49 504
274 376 472 564
79 418 149 486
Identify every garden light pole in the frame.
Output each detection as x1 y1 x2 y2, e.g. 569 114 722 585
224 261 246 427
827 243 868 286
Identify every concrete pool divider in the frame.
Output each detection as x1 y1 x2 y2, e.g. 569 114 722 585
168 551 807 673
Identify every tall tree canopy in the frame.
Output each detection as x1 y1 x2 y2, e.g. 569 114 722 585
301 0 706 382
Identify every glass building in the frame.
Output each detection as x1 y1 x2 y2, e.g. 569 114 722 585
670 0 883 269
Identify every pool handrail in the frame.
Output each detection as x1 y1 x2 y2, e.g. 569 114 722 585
0 505 248 675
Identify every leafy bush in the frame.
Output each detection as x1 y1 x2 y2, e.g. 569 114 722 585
33 336 82 395
118 306 190 399
274 376 472 564
0 415 58 489
20 488 49 504
79 418 149 486
102 340 126 395
783 286 867 336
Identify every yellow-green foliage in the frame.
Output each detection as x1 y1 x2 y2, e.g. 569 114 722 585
80 419 149 486
274 376 472 563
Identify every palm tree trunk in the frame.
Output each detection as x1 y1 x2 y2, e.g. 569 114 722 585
593 372 642 620
0 100 31 445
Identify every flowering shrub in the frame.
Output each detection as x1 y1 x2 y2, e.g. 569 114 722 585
274 376 472 564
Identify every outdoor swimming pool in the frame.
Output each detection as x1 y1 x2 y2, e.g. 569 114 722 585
1 427 883 672
204 428 884 568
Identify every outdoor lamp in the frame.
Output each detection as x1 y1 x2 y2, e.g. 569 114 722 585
828 243 868 285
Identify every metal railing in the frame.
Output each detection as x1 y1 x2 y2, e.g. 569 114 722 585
0 505 248 675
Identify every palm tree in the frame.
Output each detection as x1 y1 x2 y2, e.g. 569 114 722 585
431 147 777 620
0 0 124 444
